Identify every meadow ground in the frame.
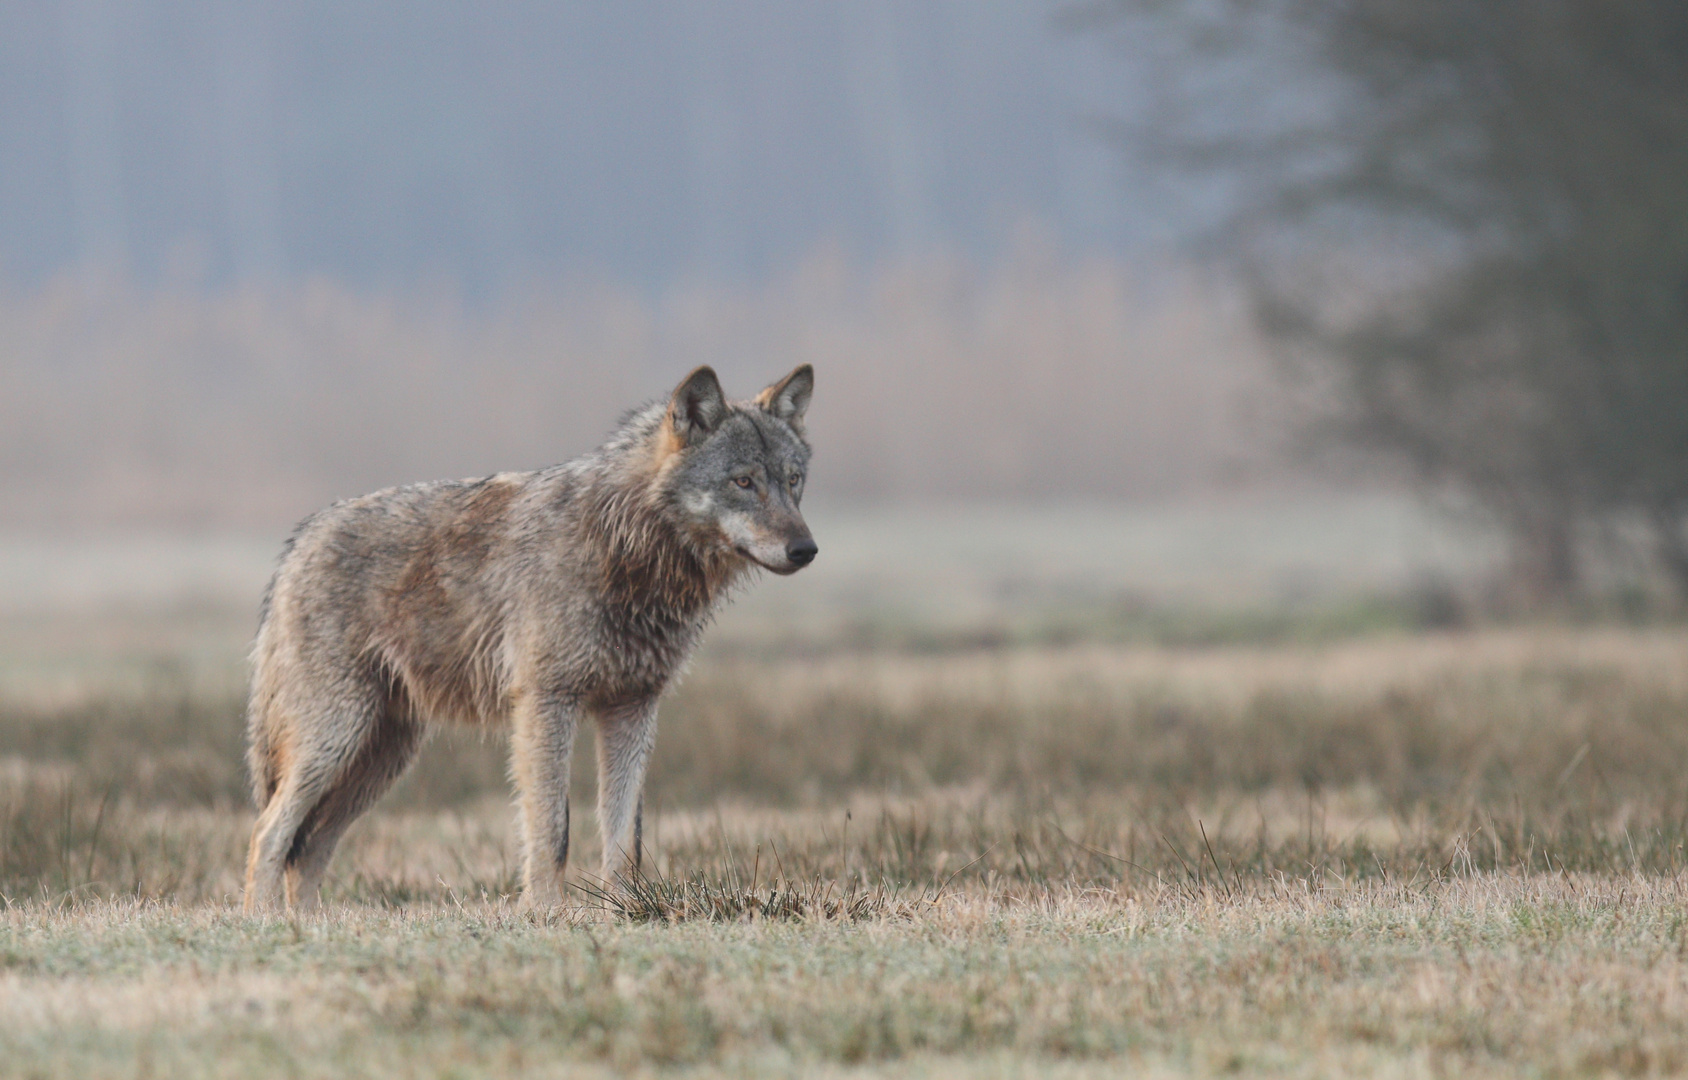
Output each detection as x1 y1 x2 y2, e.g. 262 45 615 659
2 510 1686 1077
5 624 1688 1077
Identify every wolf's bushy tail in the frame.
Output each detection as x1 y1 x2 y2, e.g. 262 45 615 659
246 533 301 812
246 639 280 811
246 583 285 811
247 702 277 811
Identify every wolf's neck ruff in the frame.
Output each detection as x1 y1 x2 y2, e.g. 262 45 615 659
571 471 743 704
576 467 743 622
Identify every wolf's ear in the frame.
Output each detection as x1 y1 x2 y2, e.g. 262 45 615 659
754 364 814 433
669 365 728 446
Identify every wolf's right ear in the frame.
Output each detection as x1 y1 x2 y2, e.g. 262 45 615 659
669 365 728 446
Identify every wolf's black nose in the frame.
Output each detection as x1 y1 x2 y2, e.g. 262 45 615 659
787 537 818 566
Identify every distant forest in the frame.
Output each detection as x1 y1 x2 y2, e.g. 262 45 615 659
1 0 1150 291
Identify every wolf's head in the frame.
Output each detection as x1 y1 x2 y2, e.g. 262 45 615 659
657 364 817 575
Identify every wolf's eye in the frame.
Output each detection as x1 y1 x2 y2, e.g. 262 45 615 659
788 473 802 489
733 476 754 489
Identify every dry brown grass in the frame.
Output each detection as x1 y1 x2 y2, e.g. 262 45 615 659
3 625 1688 1075
8 626 1688 893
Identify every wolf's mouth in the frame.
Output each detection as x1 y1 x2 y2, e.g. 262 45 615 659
733 545 801 575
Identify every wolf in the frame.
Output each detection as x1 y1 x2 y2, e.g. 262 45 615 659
242 364 816 912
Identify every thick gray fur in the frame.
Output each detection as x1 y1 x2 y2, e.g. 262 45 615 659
243 365 815 911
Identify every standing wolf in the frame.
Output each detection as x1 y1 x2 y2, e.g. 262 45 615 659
243 365 815 912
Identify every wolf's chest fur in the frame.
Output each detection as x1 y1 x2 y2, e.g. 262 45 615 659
577 548 731 705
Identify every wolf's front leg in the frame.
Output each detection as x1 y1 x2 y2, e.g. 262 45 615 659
594 699 659 881
510 689 580 907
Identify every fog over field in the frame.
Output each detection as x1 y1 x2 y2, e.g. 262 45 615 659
0 252 1288 531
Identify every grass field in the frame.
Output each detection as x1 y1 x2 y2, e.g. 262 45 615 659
2 511 1685 1077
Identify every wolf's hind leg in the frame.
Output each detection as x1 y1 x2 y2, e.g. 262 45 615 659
284 704 426 910
510 689 580 907
242 686 384 914
595 699 658 881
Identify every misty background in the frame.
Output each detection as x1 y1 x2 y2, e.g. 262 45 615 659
9 0 1681 647
2 0 1292 534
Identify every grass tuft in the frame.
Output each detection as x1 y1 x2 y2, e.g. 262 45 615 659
576 854 921 924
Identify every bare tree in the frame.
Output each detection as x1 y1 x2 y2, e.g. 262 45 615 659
1096 0 1688 601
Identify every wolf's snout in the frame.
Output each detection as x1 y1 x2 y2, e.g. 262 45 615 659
786 537 818 567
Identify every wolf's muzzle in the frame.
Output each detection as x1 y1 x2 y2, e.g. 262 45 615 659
786 537 818 567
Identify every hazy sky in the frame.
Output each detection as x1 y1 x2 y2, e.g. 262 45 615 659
0 0 1206 291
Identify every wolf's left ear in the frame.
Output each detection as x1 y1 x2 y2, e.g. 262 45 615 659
670 365 729 446
754 364 814 433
